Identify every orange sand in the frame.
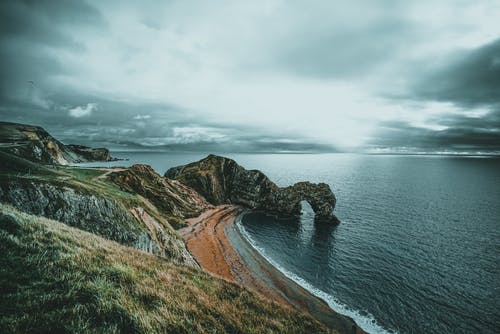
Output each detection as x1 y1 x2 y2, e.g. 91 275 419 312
180 205 366 334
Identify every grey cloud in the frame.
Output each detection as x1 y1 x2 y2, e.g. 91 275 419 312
372 37 500 153
0 1 101 49
1 1 499 154
368 109 500 152
0 92 337 153
412 38 500 107
0 0 105 100
276 17 417 79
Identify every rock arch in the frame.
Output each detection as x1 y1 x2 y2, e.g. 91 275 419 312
287 182 338 223
165 155 340 224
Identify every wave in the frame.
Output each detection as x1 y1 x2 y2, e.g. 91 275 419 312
235 218 397 334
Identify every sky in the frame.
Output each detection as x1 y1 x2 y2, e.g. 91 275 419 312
0 0 499 154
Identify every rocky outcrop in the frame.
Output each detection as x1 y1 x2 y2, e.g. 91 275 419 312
0 122 113 164
165 155 339 223
66 144 112 162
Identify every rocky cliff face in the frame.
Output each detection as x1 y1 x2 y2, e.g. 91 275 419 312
0 177 196 265
0 122 113 164
66 144 112 162
165 155 339 223
0 151 197 265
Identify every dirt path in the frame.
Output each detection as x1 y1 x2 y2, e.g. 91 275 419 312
89 167 127 180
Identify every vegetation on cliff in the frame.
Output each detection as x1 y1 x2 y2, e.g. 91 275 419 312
108 164 210 228
0 204 333 334
0 151 197 264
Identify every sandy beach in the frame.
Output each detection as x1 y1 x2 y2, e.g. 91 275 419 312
180 205 366 334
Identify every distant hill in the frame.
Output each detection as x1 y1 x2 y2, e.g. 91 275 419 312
0 121 113 164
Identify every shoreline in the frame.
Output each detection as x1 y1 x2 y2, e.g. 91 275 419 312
180 205 366 334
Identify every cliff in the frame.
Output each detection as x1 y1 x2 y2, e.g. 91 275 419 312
66 144 112 162
0 204 333 334
0 151 200 265
0 121 113 164
165 154 340 223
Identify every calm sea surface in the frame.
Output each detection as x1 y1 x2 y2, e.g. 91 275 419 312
79 152 500 334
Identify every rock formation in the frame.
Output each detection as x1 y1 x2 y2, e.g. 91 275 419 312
165 154 340 223
66 144 112 162
0 121 114 164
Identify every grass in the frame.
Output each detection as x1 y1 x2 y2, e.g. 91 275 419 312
57 166 106 179
0 204 333 334
0 151 196 263
0 151 192 227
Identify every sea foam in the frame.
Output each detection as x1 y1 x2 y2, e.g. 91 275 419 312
235 219 398 334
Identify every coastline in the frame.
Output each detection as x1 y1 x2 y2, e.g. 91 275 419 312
180 205 366 334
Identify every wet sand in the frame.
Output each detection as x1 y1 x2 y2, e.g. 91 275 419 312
180 205 366 334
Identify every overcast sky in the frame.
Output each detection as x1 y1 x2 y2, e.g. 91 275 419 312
1 0 499 153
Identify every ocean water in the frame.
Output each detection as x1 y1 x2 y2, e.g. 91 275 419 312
79 152 500 334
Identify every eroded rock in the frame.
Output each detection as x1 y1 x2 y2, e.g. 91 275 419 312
165 155 339 223
0 178 198 266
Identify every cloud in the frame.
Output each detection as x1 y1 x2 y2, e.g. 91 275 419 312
411 38 500 108
0 0 105 100
133 114 151 120
368 107 500 153
1 1 500 153
68 103 98 118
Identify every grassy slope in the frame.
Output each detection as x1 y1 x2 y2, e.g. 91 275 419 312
0 151 198 231
0 204 333 334
0 151 194 257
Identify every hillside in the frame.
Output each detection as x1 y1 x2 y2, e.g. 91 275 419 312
0 204 333 334
0 122 113 164
0 151 208 264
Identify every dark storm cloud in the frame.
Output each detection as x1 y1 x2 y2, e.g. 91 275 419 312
0 0 105 99
412 38 500 107
367 38 500 153
369 109 500 152
0 0 102 48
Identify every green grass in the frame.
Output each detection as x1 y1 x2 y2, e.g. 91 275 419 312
0 152 197 226
0 151 194 261
0 151 141 208
0 204 333 334
57 166 106 180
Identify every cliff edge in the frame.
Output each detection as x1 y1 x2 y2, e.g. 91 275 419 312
0 121 113 164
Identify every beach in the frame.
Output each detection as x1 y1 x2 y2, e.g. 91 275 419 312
180 205 365 334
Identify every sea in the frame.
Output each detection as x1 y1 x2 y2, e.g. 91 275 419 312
78 152 500 334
